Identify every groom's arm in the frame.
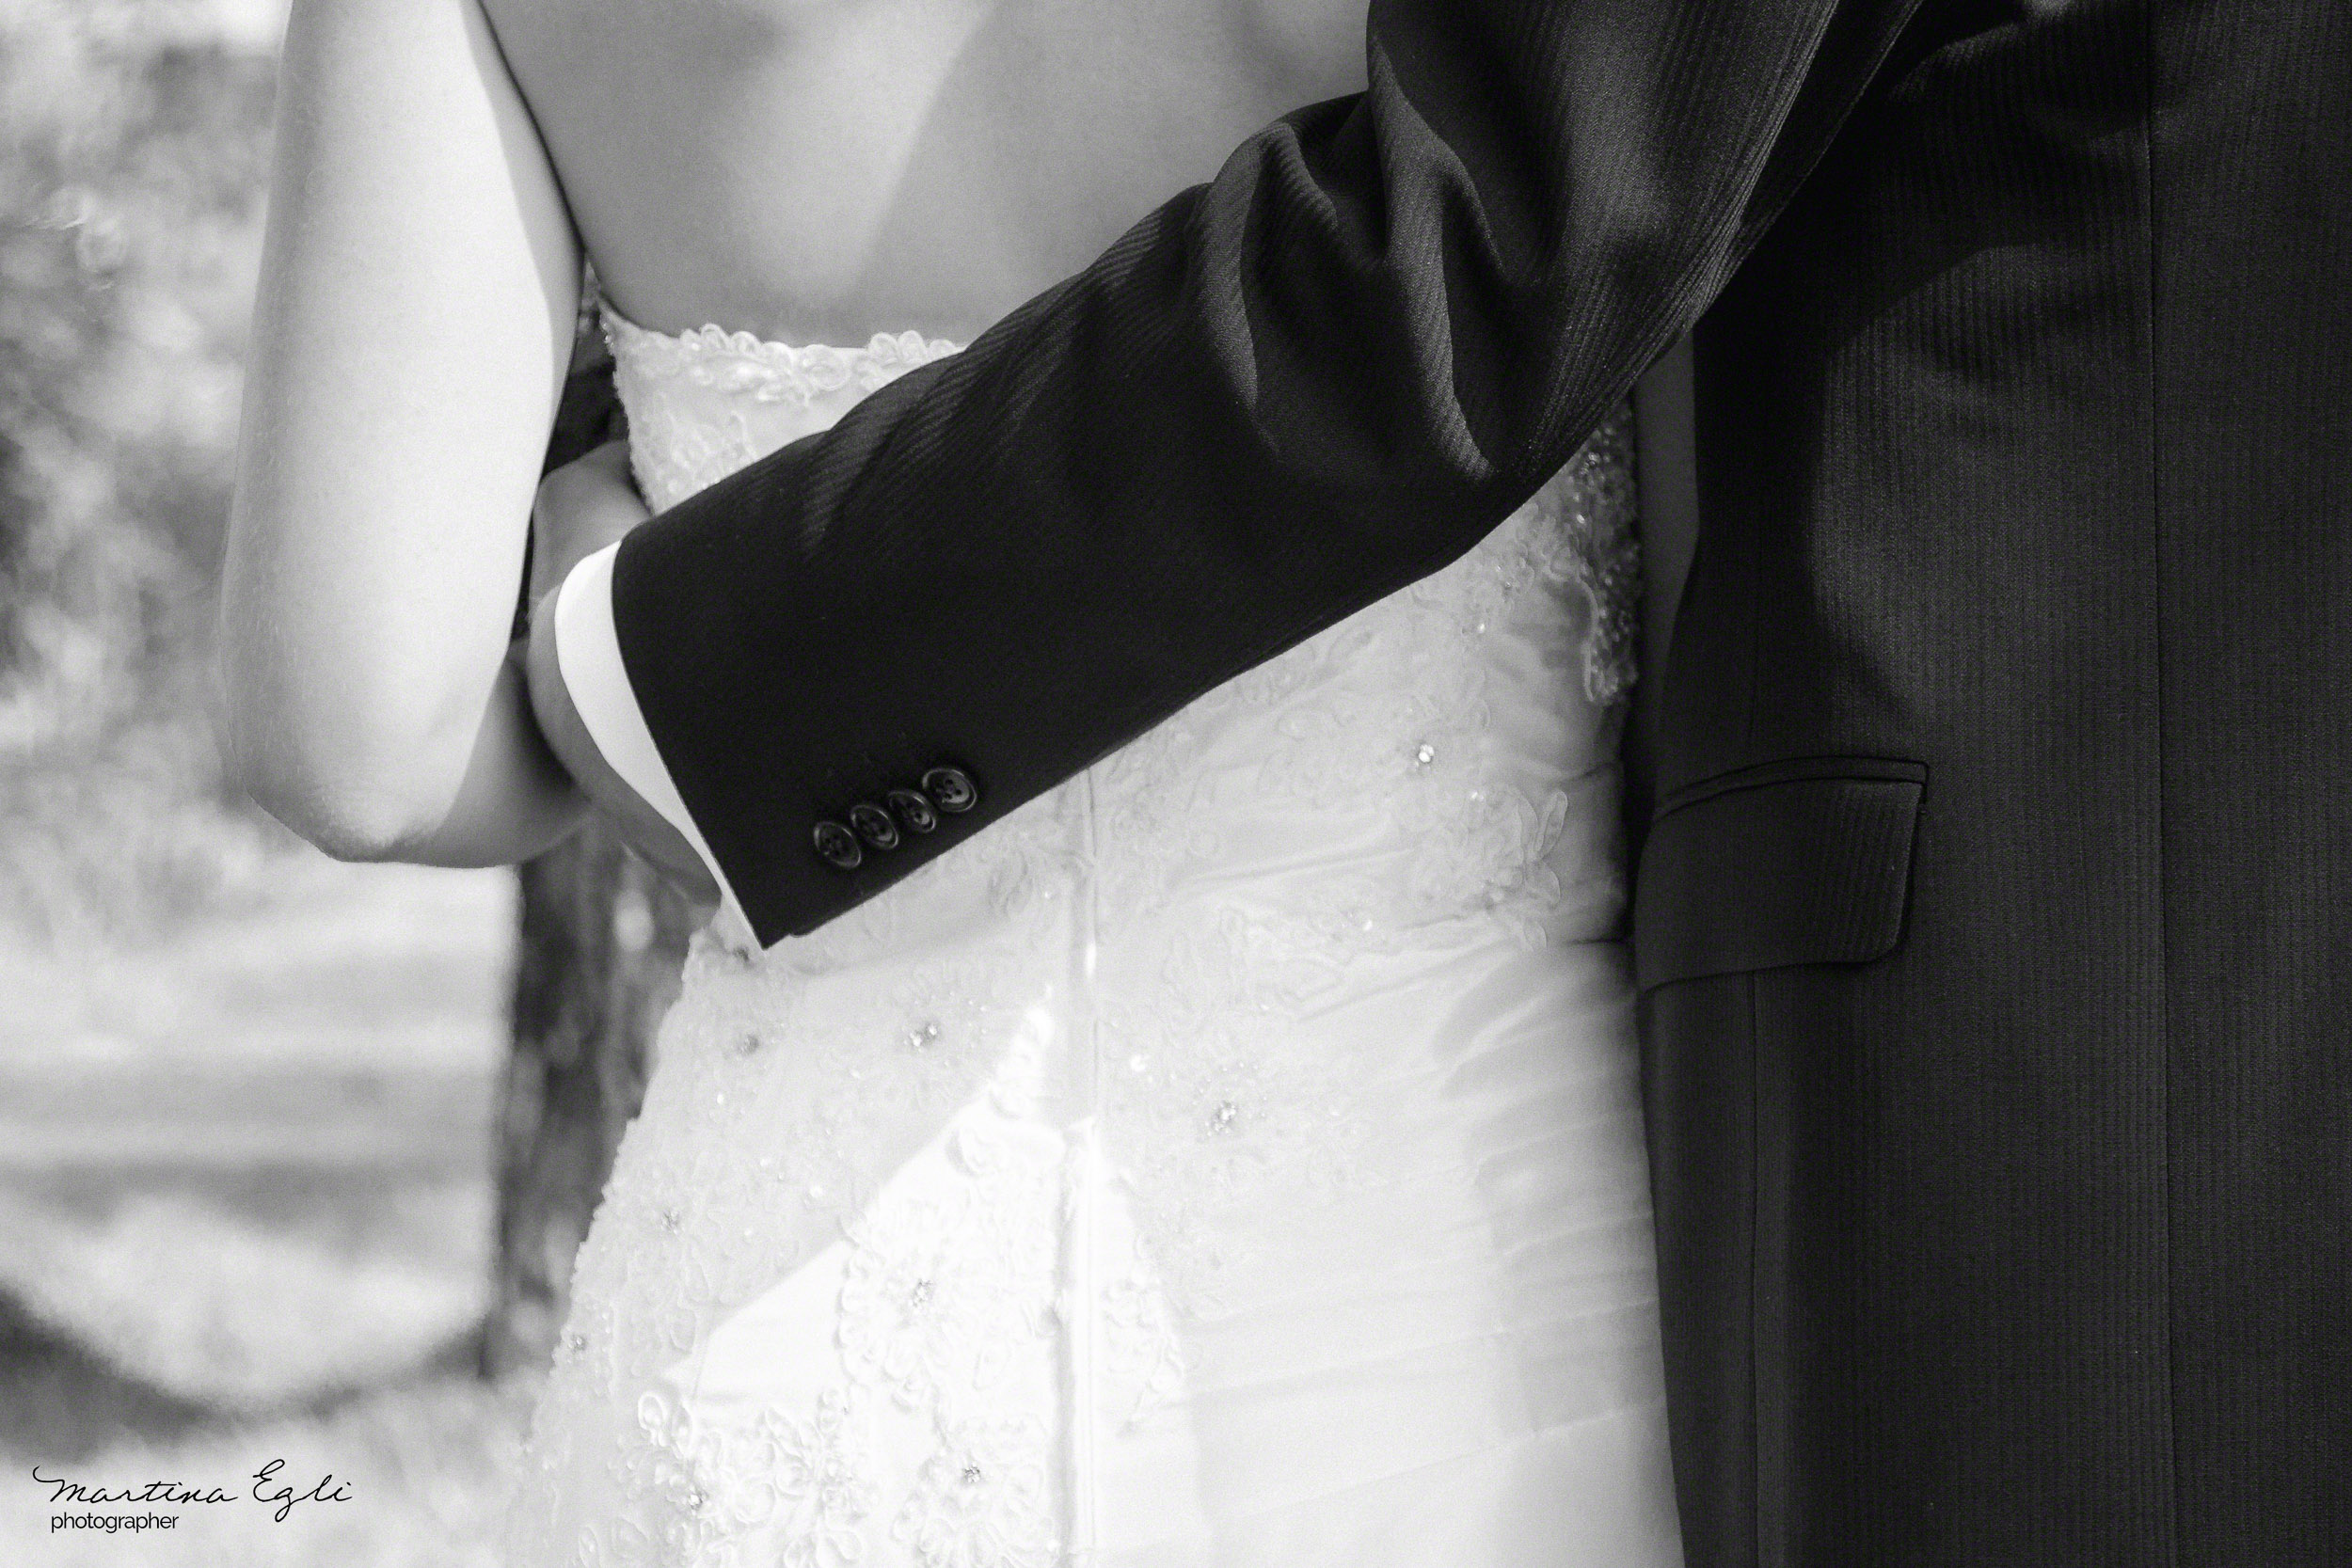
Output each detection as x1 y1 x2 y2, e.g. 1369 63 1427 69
549 0 1931 948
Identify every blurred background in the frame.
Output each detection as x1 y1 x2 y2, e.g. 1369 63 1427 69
1 2 688 1560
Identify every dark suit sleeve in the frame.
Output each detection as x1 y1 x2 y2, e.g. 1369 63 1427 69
607 0 1925 946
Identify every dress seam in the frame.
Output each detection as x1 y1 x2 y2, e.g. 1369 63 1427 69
1068 765 1106 1559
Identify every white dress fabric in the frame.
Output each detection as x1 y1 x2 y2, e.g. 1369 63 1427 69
499 303 1686 1568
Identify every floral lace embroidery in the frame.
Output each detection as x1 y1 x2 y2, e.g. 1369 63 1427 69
602 304 962 515
1097 910 1370 1319
605 310 962 407
631 1382 881 1568
1097 1234 1187 1433
837 1119 1063 1415
1542 414 1643 705
890 1410 1062 1568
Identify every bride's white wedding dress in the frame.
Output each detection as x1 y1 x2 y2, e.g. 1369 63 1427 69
499 302 1685 1567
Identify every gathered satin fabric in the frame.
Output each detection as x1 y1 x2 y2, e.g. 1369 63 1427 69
498 304 1683 1568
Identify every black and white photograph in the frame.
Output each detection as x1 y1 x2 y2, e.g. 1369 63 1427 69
4 0 2346 1561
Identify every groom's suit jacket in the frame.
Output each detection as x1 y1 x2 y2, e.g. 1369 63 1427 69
557 0 2352 1560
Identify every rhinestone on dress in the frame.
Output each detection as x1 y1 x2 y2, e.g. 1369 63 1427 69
961 1465 983 1487
1413 743 1436 768
1207 1100 1239 1134
564 1331 587 1353
906 1020 942 1051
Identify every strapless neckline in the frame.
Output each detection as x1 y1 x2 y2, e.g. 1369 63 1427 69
596 298 968 515
598 300 963 408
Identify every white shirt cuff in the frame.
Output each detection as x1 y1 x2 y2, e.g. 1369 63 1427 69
553 542 760 954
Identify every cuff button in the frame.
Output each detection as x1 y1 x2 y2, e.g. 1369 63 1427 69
848 802 900 850
922 766 978 814
885 788 939 834
812 820 864 871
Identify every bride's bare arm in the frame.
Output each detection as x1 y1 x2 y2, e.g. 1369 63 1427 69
220 0 583 865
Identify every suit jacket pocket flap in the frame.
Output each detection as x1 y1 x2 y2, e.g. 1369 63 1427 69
1633 757 1926 991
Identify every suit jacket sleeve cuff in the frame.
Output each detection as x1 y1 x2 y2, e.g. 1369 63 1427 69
553 541 762 953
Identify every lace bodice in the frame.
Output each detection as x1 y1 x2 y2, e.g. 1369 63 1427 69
604 309 964 515
503 304 1672 1568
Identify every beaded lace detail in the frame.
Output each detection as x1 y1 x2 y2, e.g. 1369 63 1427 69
603 311 962 404
506 307 1645 1567
603 304 963 515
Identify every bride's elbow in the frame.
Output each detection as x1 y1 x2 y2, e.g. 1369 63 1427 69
226 735 451 864
246 781 428 865
217 663 469 864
